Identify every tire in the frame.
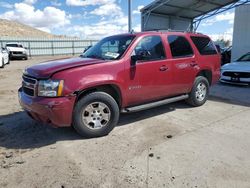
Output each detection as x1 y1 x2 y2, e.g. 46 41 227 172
186 76 209 107
24 56 28 60
0 58 4 68
73 92 120 138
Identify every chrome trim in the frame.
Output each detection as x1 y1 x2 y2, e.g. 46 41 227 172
22 75 38 97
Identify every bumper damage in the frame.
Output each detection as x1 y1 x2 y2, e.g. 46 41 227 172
18 88 76 127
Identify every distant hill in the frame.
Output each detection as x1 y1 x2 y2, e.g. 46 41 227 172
0 19 68 38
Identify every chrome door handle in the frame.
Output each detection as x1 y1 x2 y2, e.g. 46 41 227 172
159 66 168 71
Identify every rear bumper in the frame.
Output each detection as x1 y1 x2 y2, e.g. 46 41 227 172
18 88 76 127
212 70 220 85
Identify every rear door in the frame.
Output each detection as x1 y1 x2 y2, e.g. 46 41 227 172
166 35 198 94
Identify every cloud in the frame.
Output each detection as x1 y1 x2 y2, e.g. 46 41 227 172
0 1 13 9
23 0 37 5
132 5 144 15
90 3 122 17
133 24 141 32
0 3 70 32
206 27 234 42
202 12 235 26
51 0 62 7
64 0 141 39
66 0 115 6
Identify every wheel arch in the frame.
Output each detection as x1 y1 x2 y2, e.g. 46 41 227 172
74 84 122 108
196 69 212 85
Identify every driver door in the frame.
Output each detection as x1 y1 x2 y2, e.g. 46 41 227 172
125 35 174 106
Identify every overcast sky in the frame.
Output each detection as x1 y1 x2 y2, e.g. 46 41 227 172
0 0 235 40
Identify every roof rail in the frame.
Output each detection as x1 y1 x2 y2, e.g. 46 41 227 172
145 29 203 34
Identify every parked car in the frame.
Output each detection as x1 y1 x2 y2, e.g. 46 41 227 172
220 52 250 86
6 42 28 60
221 46 232 65
0 47 9 68
18 31 221 138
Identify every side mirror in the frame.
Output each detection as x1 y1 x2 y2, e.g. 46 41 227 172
131 55 138 67
130 50 150 66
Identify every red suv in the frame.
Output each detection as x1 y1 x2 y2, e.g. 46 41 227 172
19 31 220 137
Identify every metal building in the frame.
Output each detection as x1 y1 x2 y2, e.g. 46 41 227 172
141 0 250 32
231 5 250 60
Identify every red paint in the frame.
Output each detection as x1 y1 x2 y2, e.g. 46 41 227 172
19 31 221 127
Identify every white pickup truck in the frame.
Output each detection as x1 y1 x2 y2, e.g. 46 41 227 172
0 47 9 68
6 42 28 60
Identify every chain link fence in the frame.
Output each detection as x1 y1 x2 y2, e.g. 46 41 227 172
0 37 98 57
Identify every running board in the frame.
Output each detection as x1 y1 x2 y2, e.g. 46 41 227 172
121 94 189 113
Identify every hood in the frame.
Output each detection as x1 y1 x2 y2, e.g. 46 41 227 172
221 61 250 72
6 46 26 52
25 57 107 79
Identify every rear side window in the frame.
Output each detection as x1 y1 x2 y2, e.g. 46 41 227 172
191 36 217 55
134 36 166 61
167 35 193 58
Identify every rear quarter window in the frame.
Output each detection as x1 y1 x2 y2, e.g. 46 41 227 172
191 36 217 55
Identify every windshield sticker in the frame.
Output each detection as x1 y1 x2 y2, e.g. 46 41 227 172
105 52 119 59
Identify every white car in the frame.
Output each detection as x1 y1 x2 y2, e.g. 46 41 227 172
6 42 28 60
0 47 9 68
220 52 250 86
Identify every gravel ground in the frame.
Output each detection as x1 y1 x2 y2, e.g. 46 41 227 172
0 56 250 188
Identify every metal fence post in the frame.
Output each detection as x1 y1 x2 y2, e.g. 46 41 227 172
72 41 75 55
28 41 31 57
51 41 54 56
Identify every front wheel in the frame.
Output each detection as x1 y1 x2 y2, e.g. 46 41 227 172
186 76 209 107
73 92 120 138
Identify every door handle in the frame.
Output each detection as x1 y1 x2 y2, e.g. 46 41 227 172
159 65 168 71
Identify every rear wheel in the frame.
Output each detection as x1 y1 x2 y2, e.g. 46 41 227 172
73 92 120 138
186 76 209 107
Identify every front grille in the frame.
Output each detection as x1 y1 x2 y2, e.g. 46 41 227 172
12 51 23 54
23 87 34 96
223 71 250 78
22 75 37 96
23 75 36 84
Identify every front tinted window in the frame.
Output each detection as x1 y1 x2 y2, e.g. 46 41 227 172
82 35 135 60
134 36 166 61
191 36 217 55
168 35 193 58
237 53 250 62
6 44 23 48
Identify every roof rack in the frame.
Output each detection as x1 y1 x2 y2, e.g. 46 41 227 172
145 29 203 35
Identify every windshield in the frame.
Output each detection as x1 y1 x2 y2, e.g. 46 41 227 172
82 35 136 60
237 53 250 62
6 44 23 48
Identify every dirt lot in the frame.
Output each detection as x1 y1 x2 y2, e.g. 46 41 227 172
0 56 250 188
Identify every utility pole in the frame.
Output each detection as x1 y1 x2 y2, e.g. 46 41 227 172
128 0 132 32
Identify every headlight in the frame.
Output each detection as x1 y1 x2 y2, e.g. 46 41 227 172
22 51 27 54
38 80 64 97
